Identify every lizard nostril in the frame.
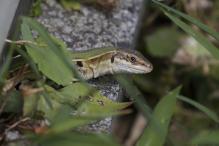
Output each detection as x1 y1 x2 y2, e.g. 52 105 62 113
149 64 153 70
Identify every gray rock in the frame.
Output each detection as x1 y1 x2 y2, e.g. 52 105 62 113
37 0 144 133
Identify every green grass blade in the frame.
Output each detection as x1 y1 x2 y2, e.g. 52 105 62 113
115 75 153 119
0 48 14 86
163 10 219 59
152 0 219 41
137 86 181 146
191 130 219 145
177 95 219 123
33 132 120 146
0 17 21 86
115 75 178 146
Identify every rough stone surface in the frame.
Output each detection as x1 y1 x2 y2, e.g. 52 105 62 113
37 0 144 133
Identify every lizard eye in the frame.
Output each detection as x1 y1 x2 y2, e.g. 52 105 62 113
130 56 136 63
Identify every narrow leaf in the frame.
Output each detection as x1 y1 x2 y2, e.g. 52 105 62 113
177 95 219 123
115 75 163 141
137 86 181 146
33 132 119 146
115 75 153 119
163 10 219 60
191 130 219 145
152 0 219 41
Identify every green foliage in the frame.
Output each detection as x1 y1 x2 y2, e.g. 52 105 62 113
32 131 119 146
23 82 131 120
177 95 219 123
0 50 13 85
137 86 181 146
209 64 219 81
163 10 219 60
0 90 23 113
30 0 42 17
138 0 219 146
21 17 76 85
58 0 81 10
57 83 131 113
51 83 129 133
146 27 181 57
0 11 24 86
115 75 153 119
191 130 219 145
152 0 219 60
152 0 219 41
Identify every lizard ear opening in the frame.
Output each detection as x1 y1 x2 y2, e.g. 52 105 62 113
111 55 115 63
76 61 83 67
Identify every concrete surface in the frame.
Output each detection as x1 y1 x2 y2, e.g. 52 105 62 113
0 0 20 58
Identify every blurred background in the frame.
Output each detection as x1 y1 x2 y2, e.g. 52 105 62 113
127 0 219 145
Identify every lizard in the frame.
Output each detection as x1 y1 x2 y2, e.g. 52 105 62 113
71 47 153 80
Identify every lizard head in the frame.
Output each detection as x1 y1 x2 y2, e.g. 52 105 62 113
111 49 153 74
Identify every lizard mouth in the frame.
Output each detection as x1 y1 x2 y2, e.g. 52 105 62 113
115 65 153 74
134 64 153 73
134 67 152 73
145 63 153 72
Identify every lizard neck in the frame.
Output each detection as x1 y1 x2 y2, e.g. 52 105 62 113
74 52 114 80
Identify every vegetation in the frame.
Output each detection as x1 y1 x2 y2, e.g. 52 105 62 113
0 0 219 146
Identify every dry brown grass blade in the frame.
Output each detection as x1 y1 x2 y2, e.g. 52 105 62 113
19 84 44 97
2 65 30 94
